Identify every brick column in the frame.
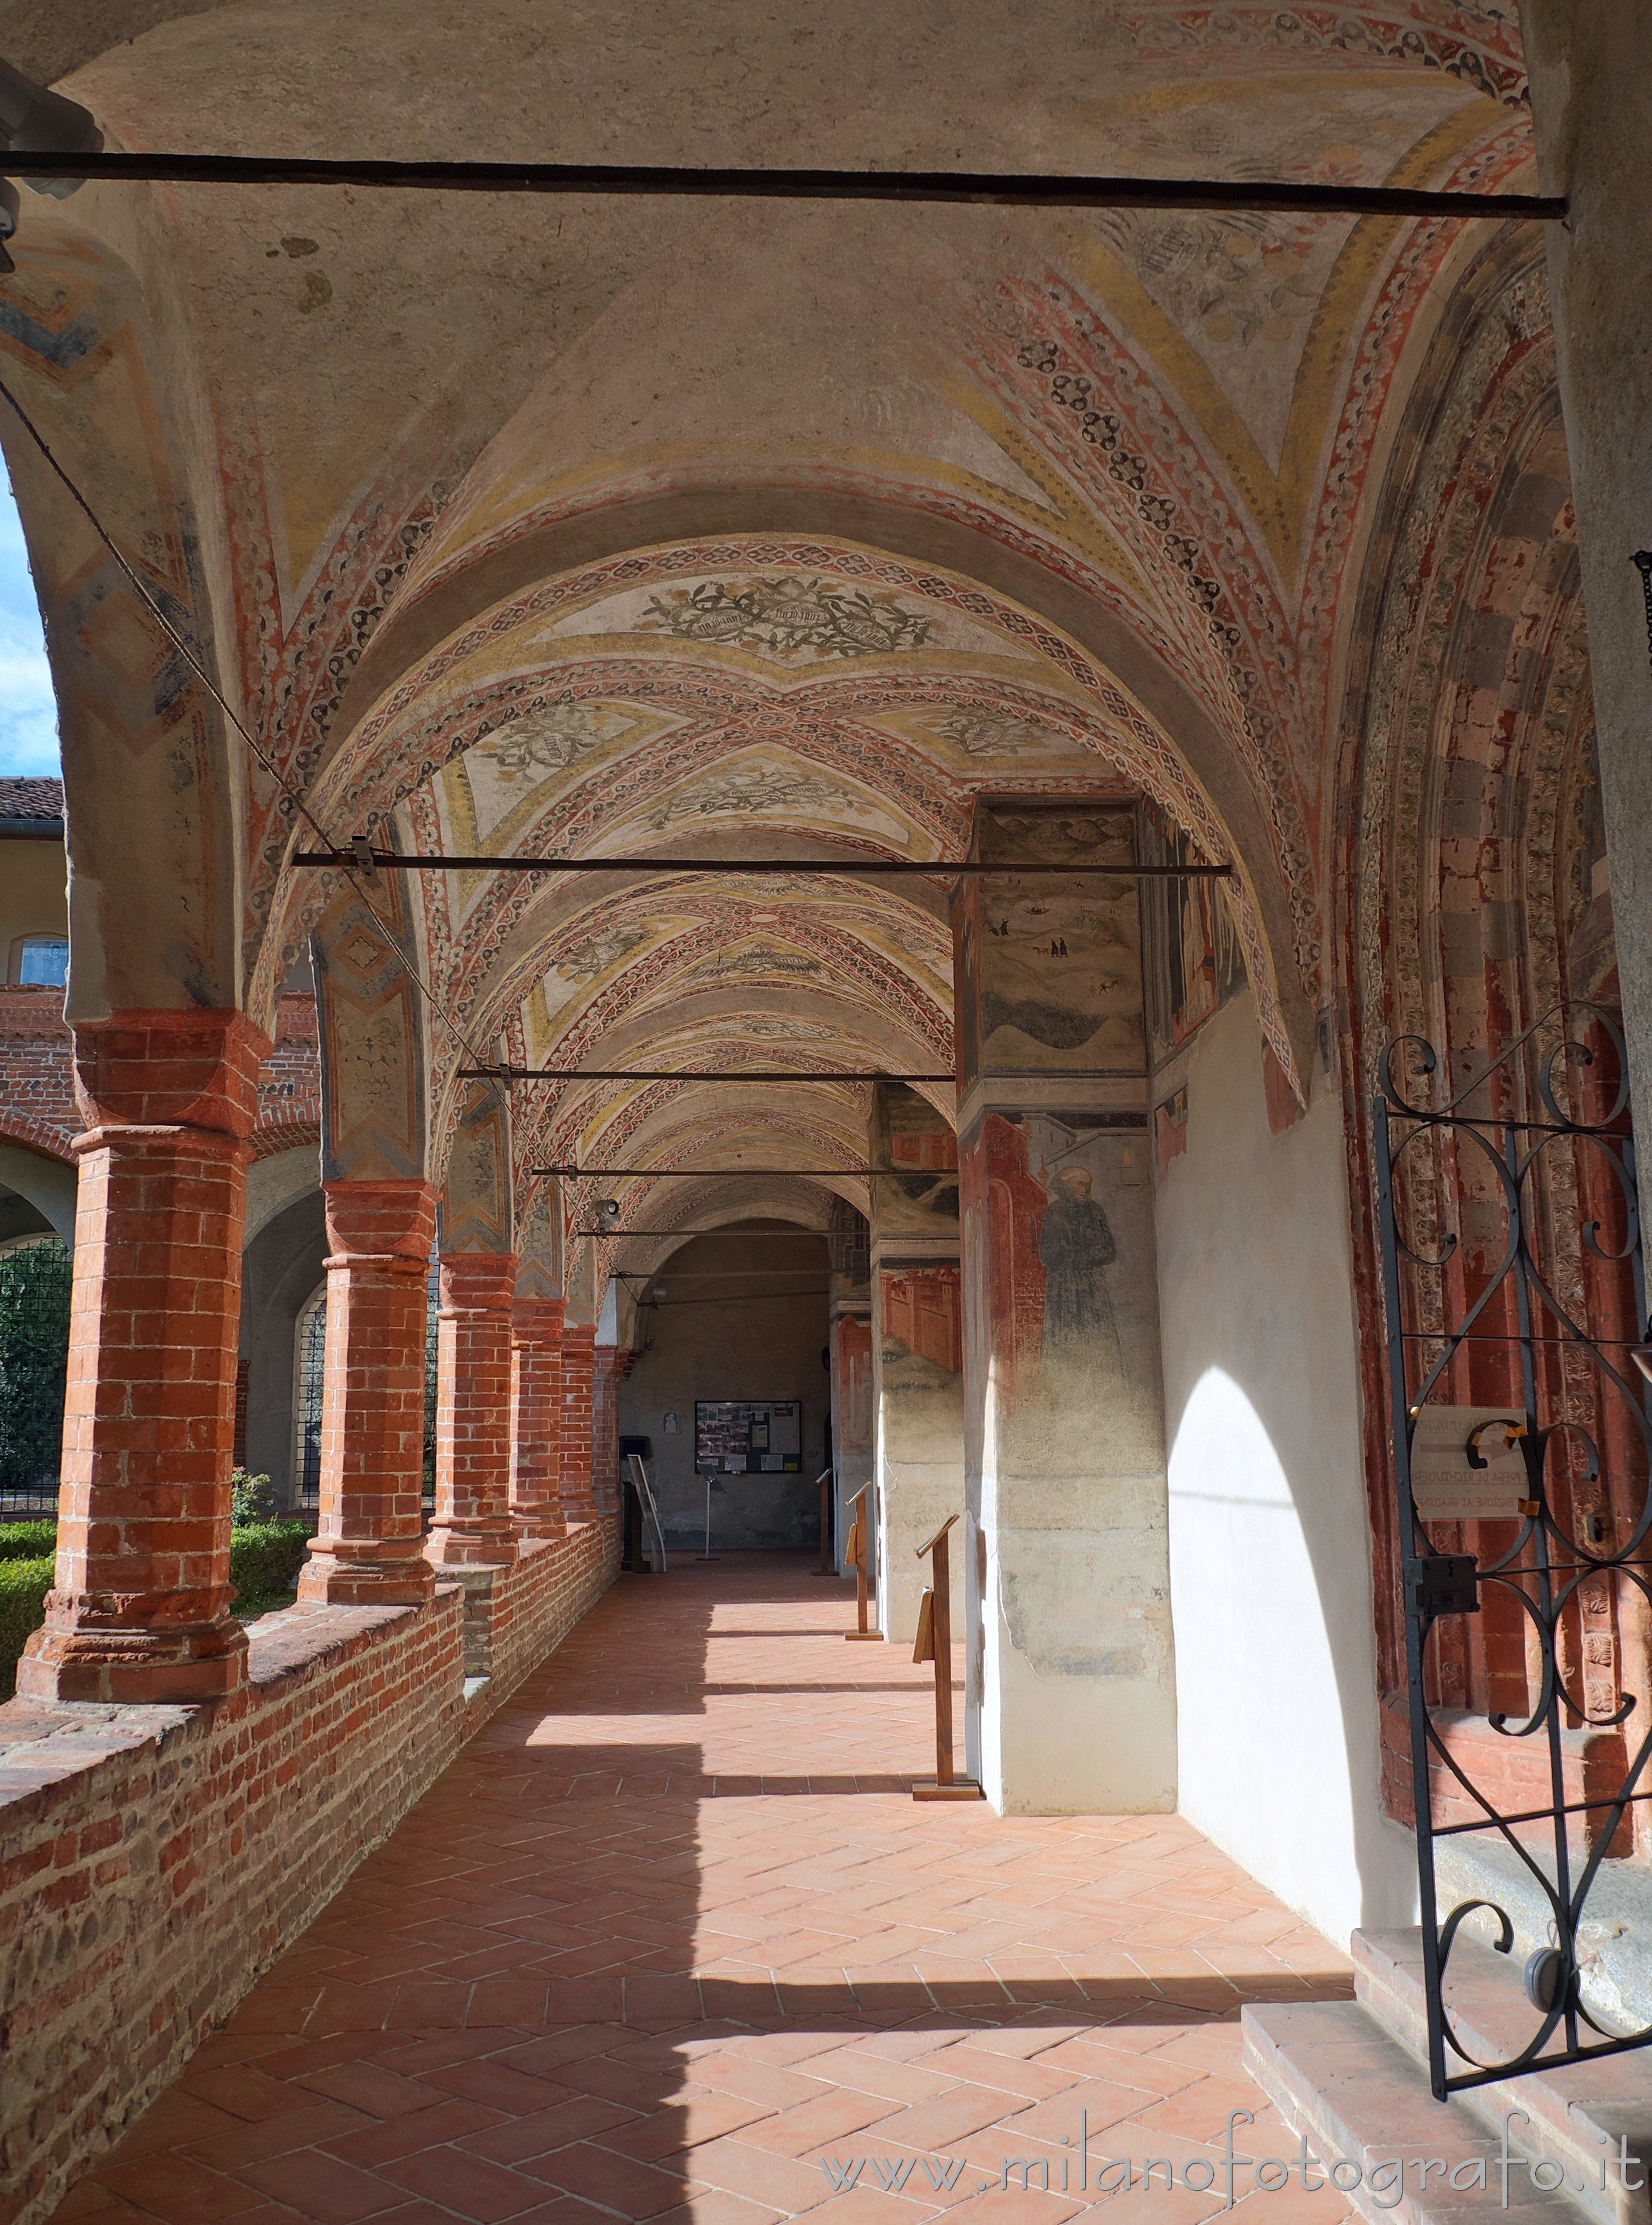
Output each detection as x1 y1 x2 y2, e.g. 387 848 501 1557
591 1346 626 1519
510 1296 566 1540
426 1252 519 1567
560 1322 597 1523
298 1180 438 1606
17 1011 265 1704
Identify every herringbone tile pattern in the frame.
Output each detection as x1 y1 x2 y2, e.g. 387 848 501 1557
55 1554 1354 2225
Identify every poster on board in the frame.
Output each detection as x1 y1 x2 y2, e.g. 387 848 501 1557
694 1400 803 1475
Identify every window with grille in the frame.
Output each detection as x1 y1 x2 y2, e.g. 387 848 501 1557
295 1286 326 1503
293 1260 440 1506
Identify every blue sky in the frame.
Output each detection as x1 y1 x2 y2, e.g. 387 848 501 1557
0 468 59 777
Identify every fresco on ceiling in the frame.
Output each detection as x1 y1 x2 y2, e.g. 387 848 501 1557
962 806 1147 1082
872 1083 959 1242
639 752 908 844
680 944 827 986
962 1111 1161 1467
643 576 933 660
923 709 1064 758
536 570 1013 668
442 700 649 851
1140 812 1249 1069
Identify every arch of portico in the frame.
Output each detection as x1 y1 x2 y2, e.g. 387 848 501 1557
12 10 1652 2213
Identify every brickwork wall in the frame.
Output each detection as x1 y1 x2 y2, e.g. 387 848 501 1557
488 1521 617 1698
0 990 321 1172
0 986 76 1160
251 993 322 1155
1378 1691 1631 1856
0 1520 618 2225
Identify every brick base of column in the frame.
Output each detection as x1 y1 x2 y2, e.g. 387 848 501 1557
298 1539 436 1607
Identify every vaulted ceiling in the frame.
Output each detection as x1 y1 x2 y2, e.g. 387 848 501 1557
0 1 1541 1289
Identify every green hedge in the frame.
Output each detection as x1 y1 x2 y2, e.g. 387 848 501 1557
229 1520 313 1606
0 1555 53 1692
0 1518 317 1694
0 1518 57 1563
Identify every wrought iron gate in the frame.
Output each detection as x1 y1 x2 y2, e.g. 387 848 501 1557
1376 1002 1652 2098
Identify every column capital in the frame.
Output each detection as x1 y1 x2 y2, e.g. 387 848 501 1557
71 1008 270 1140
513 1295 567 1344
439 1251 519 1310
324 1177 438 1261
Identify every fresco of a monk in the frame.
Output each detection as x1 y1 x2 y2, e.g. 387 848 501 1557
1038 1164 1124 1375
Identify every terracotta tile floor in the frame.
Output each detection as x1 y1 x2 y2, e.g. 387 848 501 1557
57 1553 1357 2225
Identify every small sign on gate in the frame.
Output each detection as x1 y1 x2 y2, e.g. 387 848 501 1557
1409 1404 1527 1520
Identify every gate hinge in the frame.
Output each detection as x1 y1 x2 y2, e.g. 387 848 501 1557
1406 1553 1480 1618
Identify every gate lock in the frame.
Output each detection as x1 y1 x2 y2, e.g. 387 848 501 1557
1405 1553 1480 1619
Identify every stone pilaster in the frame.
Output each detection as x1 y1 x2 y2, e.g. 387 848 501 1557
18 1011 266 1703
954 802 1175 1813
869 1084 965 1644
299 1179 439 1606
826 1196 873 1577
426 1252 519 1568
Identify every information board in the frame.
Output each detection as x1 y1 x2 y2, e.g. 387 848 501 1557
694 1399 803 1475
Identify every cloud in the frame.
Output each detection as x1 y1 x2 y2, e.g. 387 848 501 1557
0 467 58 778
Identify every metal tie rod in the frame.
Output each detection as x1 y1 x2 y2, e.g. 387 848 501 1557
536 1166 878 1176
3 154 1567 224
460 1068 952 1082
294 851 1231 877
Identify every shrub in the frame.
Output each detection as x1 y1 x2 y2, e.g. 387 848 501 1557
230 1469 279 1524
229 1520 313 1608
0 1518 57 1562
0 1239 71 1498
0 1554 54 1693
0 1518 318 1684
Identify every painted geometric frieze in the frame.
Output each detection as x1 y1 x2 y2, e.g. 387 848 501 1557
440 1079 513 1257
311 886 425 1183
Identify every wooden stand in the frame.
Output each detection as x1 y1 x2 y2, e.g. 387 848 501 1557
910 1514 982 1798
843 1481 880 1640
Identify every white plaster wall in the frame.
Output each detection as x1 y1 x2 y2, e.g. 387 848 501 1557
1155 991 1416 1947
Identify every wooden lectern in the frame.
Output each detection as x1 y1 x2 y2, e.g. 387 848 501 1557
911 1514 983 1799
843 1481 880 1640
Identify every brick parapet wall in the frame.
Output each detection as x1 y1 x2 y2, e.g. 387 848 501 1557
0 1519 618 2224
